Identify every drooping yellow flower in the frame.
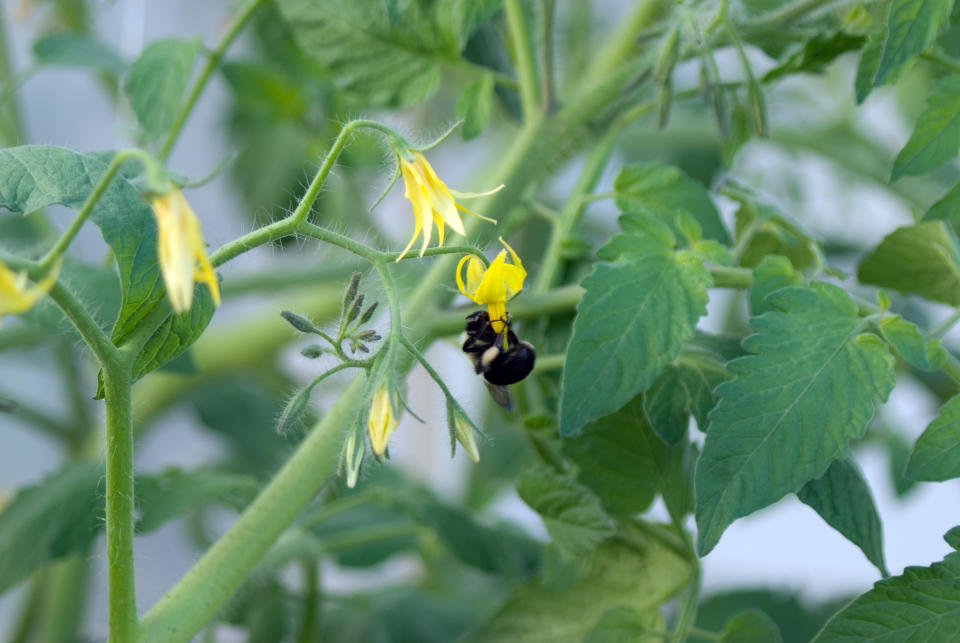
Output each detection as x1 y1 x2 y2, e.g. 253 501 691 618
150 187 221 313
456 238 526 333
397 151 502 260
367 388 398 456
0 259 59 327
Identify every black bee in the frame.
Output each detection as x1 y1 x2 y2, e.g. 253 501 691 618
461 311 536 410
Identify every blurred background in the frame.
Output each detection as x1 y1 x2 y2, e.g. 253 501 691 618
1 0 960 640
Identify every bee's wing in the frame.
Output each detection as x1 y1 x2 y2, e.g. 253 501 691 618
484 380 513 410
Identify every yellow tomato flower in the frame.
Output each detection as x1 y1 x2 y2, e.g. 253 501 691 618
397 150 502 260
0 259 59 327
456 238 526 333
150 187 221 313
367 388 398 456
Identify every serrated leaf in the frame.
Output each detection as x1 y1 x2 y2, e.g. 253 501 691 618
945 526 960 550
815 549 960 641
583 606 663 643
457 74 495 140
729 190 818 271
892 77 960 179
750 255 803 316
276 0 498 107
124 38 198 140
906 394 960 481
135 468 257 533
854 34 884 104
797 458 888 576
517 466 615 559
470 522 691 643
644 346 730 442
923 182 960 226
721 609 783 643
878 315 947 371
560 212 712 436
858 222 960 305
871 0 953 89
0 462 102 595
695 283 896 555
564 396 661 515
33 33 127 73
614 162 729 243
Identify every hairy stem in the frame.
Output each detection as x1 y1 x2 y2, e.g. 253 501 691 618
505 0 540 120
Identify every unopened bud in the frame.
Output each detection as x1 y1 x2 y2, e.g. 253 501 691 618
343 272 361 310
449 406 480 463
355 330 380 341
358 301 379 325
300 344 325 359
343 431 364 488
277 385 312 434
281 310 318 334
345 293 364 324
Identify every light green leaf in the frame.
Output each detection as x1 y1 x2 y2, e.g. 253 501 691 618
276 0 499 107
470 522 691 643
583 606 663 643
135 468 257 533
614 162 729 243
854 34 885 104
457 74 495 140
721 610 783 643
878 315 947 371
871 0 953 89
695 283 896 555
560 212 712 436
892 77 960 179
815 549 960 641
0 462 102 595
797 458 888 576
923 182 960 225
33 33 127 73
644 345 730 442
517 466 615 560
858 222 960 305
750 255 803 316
906 394 960 481
124 38 199 140
564 396 661 515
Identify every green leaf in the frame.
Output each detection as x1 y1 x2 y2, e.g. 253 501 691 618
470 521 691 642
643 345 730 442
796 458 888 576
854 34 884 104
131 289 216 382
695 283 896 555
0 462 102 595
583 606 664 643
33 33 127 73
0 146 162 341
560 212 712 436
721 610 783 643
135 468 257 533
22 259 120 340
728 188 818 271
276 0 498 107
517 466 615 560
945 526 960 550
750 255 803 316
886 431 917 497
614 162 730 244
457 74 495 140
124 38 199 140
564 396 661 515
815 549 960 641
697 589 840 643
858 222 960 305
870 0 953 89
892 77 960 179
906 394 960 481
877 314 947 371
762 32 865 83
923 182 960 226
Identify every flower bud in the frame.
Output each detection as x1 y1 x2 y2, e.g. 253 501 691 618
367 388 398 456
342 272 361 310
343 431 364 488
277 385 312 434
281 310 319 334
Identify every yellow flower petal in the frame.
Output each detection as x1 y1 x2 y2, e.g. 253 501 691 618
0 259 59 327
367 388 398 456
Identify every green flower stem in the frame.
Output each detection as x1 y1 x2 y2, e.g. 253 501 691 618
398 334 466 415
505 0 540 120
38 149 155 272
210 217 300 267
388 244 490 266
102 359 138 643
586 0 666 78
710 266 752 289
158 0 269 161
0 11 23 146
136 376 367 643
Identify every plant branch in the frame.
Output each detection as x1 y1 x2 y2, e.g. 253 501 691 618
538 0 556 113
505 0 541 120
47 282 122 370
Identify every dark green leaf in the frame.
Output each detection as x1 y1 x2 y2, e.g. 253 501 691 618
135 468 257 533
750 255 803 316
517 466 615 559
696 283 896 555
220 60 306 121
643 345 730 441
877 314 947 371
858 222 960 305
815 550 960 641
870 0 953 89
124 38 199 140
33 33 127 73
697 589 840 643
762 32 865 82
560 212 712 436
721 610 783 643
564 396 660 515
583 606 663 643
907 394 960 481
892 77 960 179
854 34 884 104
945 526 960 550
0 462 102 595
470 522 691 642
457 74 495 140
886 432 917 497
923 182 960 225
797 458 888 576
130 289 216 382
614 162 729 243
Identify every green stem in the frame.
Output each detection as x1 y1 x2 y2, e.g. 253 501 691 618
298 222 383 262
296 560 318 643
586 0 666 78
538 0 556 113
931 307 960 339
158 0 269 160
532 352 564 372
505 0 540 120
398 334 461 408
0 11 23 145
47 282 122 369
103 360 138 643
920 51 960 75
739 0 844 34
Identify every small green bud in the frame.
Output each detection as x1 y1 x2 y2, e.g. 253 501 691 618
277 385 313 434
345 293 364 325
355 330 381 342
453 412 480 463
343 272 362 310
281 310 318 334
342 431 364 488
358 300 379 325
300 344 325 359
654 25 680 85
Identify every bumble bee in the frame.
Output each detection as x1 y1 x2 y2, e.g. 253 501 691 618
461 311 535 410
